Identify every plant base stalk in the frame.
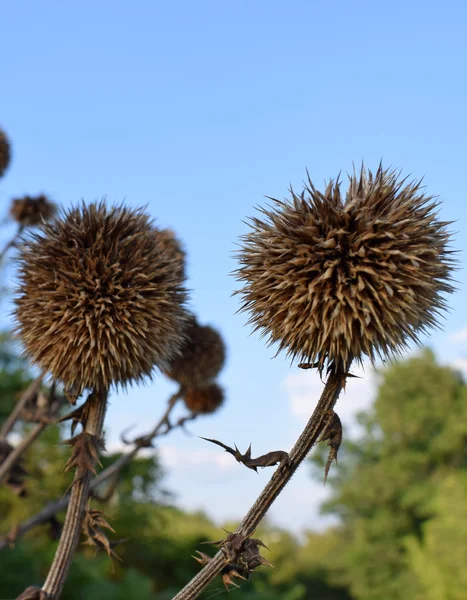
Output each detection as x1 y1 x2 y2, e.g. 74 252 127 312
40 389 108 600
173 366 346 600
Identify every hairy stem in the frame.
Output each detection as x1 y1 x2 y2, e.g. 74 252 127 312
173 366 346 600
40 389 108 600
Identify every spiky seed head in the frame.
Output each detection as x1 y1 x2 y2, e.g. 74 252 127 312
0 128 11 179
164 317 226 388
158 228 186 280
10 194 57 227
15 201 189 395
236 165 455 371
184 383 224 414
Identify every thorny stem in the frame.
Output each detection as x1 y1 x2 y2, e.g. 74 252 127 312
40 389 108 600
0 382 63 486
0 375 43 440
172 365 347 600
0 422 46 485
0 388 185 552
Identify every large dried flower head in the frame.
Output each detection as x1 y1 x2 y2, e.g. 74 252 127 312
158 228 186 280
164 316 226 388
184 383 224 414
0 128 11 178
10 194 57 227
15 201 189 395
236 165 455 371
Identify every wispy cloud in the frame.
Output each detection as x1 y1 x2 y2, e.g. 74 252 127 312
449 327 467 343
284 362 378 432
159 445 239 471
450 358 467 378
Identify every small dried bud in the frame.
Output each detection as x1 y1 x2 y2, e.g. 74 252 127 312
0 128 11 179
158 228 186 281
10 194 57 227
15 201 189 395
184 383 224 414
164 317 226 388
236 165 455 371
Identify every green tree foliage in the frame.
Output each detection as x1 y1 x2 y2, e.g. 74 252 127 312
3 341 466 599
313 349 467 600
0 334 350 599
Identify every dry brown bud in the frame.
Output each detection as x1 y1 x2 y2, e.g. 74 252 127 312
164 317 226 388
15 201 189 395
158 228 186 281
0 128 11 179
10 194 57 227
184 383 224 414
236 165 455 371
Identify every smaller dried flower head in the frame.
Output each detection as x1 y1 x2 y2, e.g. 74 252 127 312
15 201 189 395
236 165 455 371
164 317 226 388
184 383 224 414
10 194 57 227
0 128 11 178
158 228 186 281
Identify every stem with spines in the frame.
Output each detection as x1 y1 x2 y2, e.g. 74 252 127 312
173 364 348 600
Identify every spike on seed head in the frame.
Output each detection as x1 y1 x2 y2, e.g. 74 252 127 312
0 128 11 179
235 165 455 371
164 317 226 388
184 383 224 414
15 201 189 396
10 194 57 227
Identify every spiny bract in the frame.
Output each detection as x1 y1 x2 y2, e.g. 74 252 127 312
236 165 455 371
164 317 226 388
184 383 224 414
15 201 188 395
0 128 11 179
10 194 57 227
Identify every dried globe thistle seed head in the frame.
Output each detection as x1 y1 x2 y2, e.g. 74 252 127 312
10 194 57 227
15 201 189 395
158 228 186 281
236 165 455 371
164 317 226 388
0 128 11 178
184 383 224 414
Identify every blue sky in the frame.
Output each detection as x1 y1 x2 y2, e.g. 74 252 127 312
1 0 466 534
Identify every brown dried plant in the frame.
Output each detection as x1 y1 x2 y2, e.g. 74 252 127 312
165 316 226 388
14 201 189 600
184 383 224 414
15 201 188 398
236 165 454 373
174 165 455 599
9 194 57 227
158 227 186 280
0 127 11 179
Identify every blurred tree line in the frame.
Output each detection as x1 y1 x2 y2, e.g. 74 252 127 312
1 342 466 600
